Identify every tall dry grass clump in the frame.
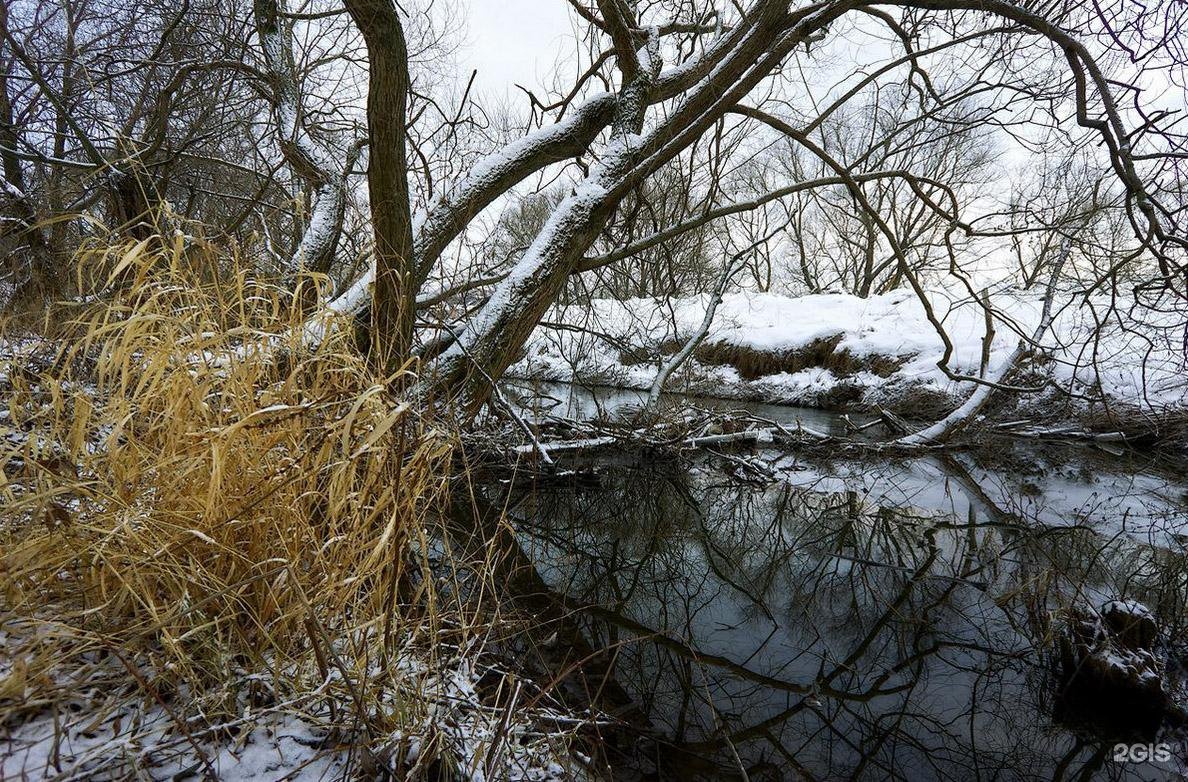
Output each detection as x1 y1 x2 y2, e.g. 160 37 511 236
1 234 454 720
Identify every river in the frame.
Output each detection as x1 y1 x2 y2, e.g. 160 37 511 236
478 381 1188 780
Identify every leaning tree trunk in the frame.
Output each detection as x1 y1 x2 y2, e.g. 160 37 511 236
254 0 359 281
297 140 365 277
427 1 841 418
344 0 415 372
648 267 732 407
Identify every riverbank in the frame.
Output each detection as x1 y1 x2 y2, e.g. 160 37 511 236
508 287 1188 440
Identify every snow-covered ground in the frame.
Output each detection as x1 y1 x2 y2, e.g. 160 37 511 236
509 286 1188 418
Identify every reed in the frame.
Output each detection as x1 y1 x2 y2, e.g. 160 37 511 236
0 235 558 775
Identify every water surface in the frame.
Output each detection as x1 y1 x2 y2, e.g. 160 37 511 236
492 382 1188 780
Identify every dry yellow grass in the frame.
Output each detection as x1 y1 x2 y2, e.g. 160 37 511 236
0 235 472 760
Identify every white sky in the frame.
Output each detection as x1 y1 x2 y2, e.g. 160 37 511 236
458 0 575 99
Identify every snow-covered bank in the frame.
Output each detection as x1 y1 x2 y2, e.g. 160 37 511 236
509 287 1188 425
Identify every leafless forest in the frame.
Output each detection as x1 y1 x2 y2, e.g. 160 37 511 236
1 1 1187 779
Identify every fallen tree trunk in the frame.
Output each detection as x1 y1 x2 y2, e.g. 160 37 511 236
894 239 1071 447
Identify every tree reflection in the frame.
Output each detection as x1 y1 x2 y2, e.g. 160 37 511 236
493 448 1188 780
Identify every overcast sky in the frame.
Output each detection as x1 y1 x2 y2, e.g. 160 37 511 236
458 0 575 99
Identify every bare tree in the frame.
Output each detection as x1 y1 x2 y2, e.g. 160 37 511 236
5 0 1184 429
2 0 268 297
253 0 364 279
397 0 1185 418
771 89 995 296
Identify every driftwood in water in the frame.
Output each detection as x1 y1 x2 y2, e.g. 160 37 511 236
482 407 833 467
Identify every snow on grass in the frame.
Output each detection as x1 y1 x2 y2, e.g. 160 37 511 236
2 700 353 781
0 625 578 781
510 285 1188 414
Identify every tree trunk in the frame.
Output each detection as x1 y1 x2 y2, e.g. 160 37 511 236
111 169 155 242
0 3 22 195
254 0 360 284
427 1 828 418
0 3 56 300
648 258 736 407
344 0 415 373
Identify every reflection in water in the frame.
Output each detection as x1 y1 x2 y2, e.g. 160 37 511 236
493 443 1188 781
